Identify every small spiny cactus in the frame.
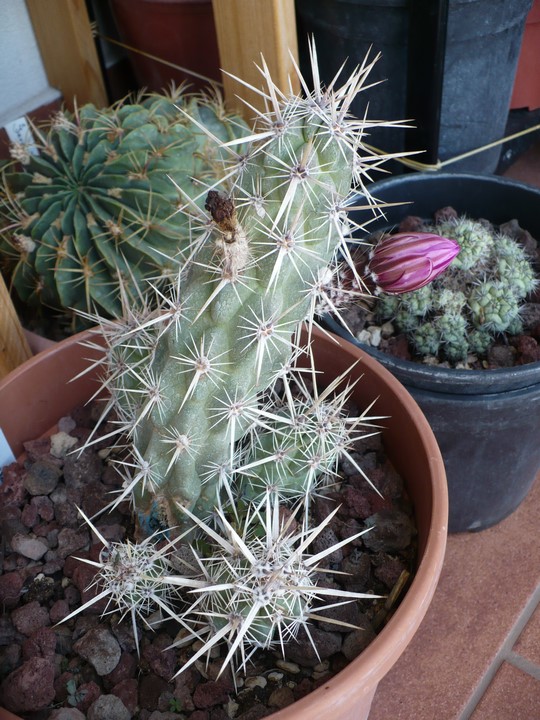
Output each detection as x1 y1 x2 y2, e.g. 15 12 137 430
0 87 248 327
165 494 376 676
375 215 538 362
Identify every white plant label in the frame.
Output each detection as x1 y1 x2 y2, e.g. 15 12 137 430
0 427 15 470
4 116 39 156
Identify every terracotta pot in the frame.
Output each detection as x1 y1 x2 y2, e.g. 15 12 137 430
0 327 448 719
109 0 221 92
23 329 57 356
511 0 540 110
0 709 22 720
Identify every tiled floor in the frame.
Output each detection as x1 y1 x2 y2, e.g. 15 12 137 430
369 472 540 719
368 144 540 720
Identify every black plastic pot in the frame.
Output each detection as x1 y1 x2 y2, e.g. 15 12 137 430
325 172 540 532
295 0 409 158
437 0 533 172
295 0 533 173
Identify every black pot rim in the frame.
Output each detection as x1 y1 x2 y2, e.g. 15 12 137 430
323 315 540 395
364 172 540 235
368 170 540 196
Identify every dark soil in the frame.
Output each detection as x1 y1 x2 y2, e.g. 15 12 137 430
340 209 540 370
339 302 540 370
0 401 417 719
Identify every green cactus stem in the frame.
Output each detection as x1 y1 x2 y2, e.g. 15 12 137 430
93 44 395 534
64 44 429 676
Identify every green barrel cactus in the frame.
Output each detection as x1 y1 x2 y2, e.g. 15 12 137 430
0 87 247 327
375 216 538 362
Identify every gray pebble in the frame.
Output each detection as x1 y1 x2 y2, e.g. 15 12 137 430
23 460 62 496
11 533 49 560
73 626 122 676
87 694 131 720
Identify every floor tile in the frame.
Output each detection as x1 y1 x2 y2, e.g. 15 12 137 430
513 605 540 667
469 662 540 720
368 475 540 720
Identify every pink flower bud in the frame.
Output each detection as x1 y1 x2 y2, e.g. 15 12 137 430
367 232 460 295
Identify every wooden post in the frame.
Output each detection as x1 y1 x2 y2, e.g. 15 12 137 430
0 275 32 380
211 0 299 122
25 0 108 110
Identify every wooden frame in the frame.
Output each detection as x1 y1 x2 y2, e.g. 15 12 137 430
25 0 107 110
0 276 31 380
212 0 299 121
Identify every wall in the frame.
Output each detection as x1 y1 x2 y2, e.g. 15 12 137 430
0 0 60 129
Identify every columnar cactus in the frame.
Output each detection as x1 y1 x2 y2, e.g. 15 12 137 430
0 87 247 325
374 216 538 362
96 48 392 533
70 45 455 674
